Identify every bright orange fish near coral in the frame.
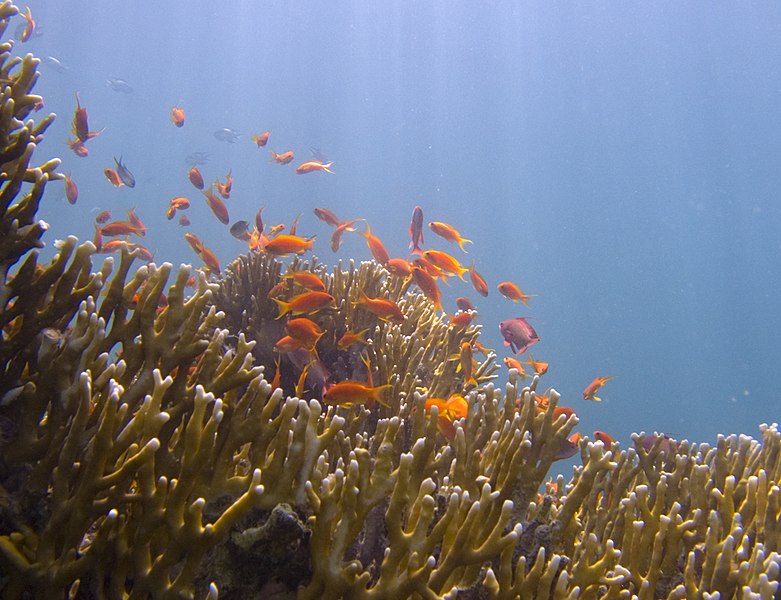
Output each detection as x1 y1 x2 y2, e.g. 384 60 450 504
468 263 489 297
582 376 616 402
273 291 335 319
202 186 230 225
429 221 472 252
265 235 315 256
354 290 405 323
498 281 536 306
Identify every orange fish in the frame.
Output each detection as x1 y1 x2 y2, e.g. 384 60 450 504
184 232 204 254
410 265 442 312
100 221 142 237
71 92 90 142
361 224 390 265
63 174 78 205
314 207 341 227
503 357 529 379
498 281 536 306
170 197 190 210
273 291 335 319
354 290 405 323
458 341 477 388
265 234 315 256
178 214 190 226
103 168 124 187
593 431 615 450
188 167 204 190
455 297 475 311
468 263 489 297
270 150 294 165
270 355 282 389
289 212 302 236
127 209 147 237
296 160 334 174
170 105 185 127
422 250 468 281
385 258 413 278
198 243 221 273
92 224 102 252
286 317 325 348
323 381 391 408
215 169 232 199
409 206 424 255
95 210 112 224
425 394 468 422
330 218 362 252
67 139 88 157
337 328 370 351
582 376 616 402
523 353 548 375
284 271 326 292
274 335 306 354
255 208 265 233
252 131 270 147
19 6 35 42
202 186 230 225
429 221 472 252
447 311 475 329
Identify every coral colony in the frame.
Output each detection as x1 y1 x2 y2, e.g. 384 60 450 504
0 3 778 598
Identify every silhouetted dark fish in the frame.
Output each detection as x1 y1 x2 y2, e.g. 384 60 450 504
310 147 329 163
184 152 209 166
106 77 133 94
229 220 251 241
213 128 240 143
499 317 540 355
42 55 67 73
114 156 135 188
555 436 580 461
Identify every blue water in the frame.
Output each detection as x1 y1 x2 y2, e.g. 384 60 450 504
25 1 781 455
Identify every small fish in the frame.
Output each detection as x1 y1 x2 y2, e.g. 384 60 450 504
582 376 616 402
188 167 205 190
43 55 68 73
354 290 405 323
270 150 295 165
455 297 475 311
169 197 190 210
447 311 475 329
295 160 334 174
72 92 102 143
323 381 391 408
523 353 549 375
283 271 327 292
229 221 251 241
361 224 390 265
422 250 468 281
127 209 146 237
215 169 232 199
103 168 124 188
409 206 424 255
555 433 581 461
113 156 136 188
503 357 528 378
202 187 230 225
185 151 209 166
214 128 240 143
178 214 190 226
63 174 78 205
330 218 362 252
593 431 615 450
498 281 536 306
410 266 442 312
170 105 185 127
94 210 112 224
429 221 472 252
286 317 325 348
106 77 133 93
468 263 489 297
252 131 270 147
459 341 477 389
385 258 412 277
264 234 315 256
100 221 142 237
498 317 540 355
314 207 341 226
337 328 370 351
67 138 88 157
273 291 335 319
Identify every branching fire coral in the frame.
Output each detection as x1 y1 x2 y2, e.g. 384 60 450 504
0 4 778 599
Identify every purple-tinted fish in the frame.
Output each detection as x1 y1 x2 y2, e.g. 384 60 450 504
641 433 677 454
555 434 580 461
499 317 540 355
409 205 424 255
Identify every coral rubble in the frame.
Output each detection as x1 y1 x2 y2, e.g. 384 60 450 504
0 5 778 598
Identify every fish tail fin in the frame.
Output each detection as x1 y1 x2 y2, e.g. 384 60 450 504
373 384 392 408
323 162 334 174
272 298 291 319
457 237 473 253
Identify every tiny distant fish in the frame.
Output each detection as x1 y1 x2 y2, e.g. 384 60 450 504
114 156 136 188
184 151 209 167
213 128 240 143
310 147 329 163
43 55 68 73
106 77 133 94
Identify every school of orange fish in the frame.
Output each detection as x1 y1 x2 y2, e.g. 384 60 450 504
47 11 617 460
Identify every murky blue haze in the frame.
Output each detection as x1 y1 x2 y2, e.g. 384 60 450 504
22 1 781 465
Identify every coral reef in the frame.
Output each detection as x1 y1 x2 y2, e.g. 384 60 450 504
0 5 778 598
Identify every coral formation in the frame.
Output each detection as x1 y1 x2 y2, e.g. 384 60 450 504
0 4 778 598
